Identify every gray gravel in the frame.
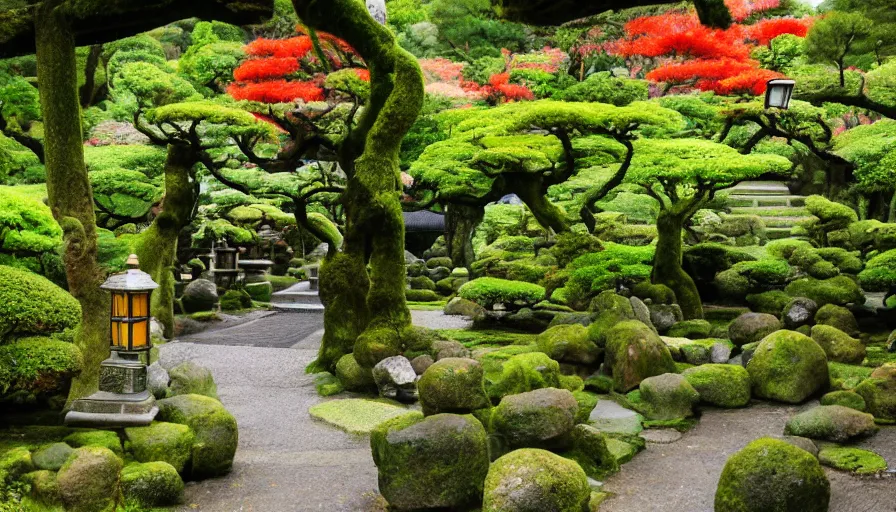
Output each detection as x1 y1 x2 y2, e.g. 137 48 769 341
411 309 472 330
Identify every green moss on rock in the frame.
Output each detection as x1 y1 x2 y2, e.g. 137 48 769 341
784 405 877 442
156 394 238 479
491 388 579 449
63 431 122 457
124 422 194 474
665 320 712 339
813 304 859 337
334 354 375 391
483 448 590 512
636 373 699 420
817 446 887 475
119 461 184 507
810 325 865 364
820 390 866 411
854 363 896 423
485 352 561 401
683 364 751 408
56 446 122 512
536 324 600 365
418 358 490 416
746 330 829 404
0 265 81 339
166 361 218 399
746 291 792 316
30 443 72 472
784 276 864 307
459 277 545 309
309 398 421 435
728 313 781 347
714 437 829 512
562 424 619 479
604 320 677 392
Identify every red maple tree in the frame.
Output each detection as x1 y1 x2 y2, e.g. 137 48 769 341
608 7 813 96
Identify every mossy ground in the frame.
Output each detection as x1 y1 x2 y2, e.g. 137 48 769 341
436 328 536 349
308 399 421 435
817 446 888 474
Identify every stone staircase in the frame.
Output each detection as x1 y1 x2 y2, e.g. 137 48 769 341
271 281 324 313
724 181 812 241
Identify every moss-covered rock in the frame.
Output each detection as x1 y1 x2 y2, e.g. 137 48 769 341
370 413 489 510
632 281 676 305
483 448 590 512
418 358 490 416
309 399 421 435
166 361 218 399
817 446 887 474
124 422 194 474
245 281 273 302
0 266 81 339
63 431 122 456
784 276 864 307
715 437 829 512
485 352 561 401
562 424 619 479
604 320 677 392
444 297 487 318
56 446 122 512
459 277 545 309
406 288 441 302
682 364 751 408
491 388 579 449
636 373 699 420
728 313 781 347
857 248 896 291
813 304 859 336
587 291 638 346
665 319 712 339
746 330 829 404
536 324 600 365
820 390 866 411
30 442 73 471
409 275 436 291
784 405 878 442
22 469 60 506
157 394 238 479
219 288 251 311
119 461 184 507
854 363 896 422
810 325 865 364
0 446 34 489
334 353 375 391
746 291 792 316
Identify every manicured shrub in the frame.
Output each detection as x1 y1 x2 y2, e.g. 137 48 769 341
784 275 864 306
0 337 82 398
0 266 81 339
458 277 545 309
858 249 896 292
0 189 63 282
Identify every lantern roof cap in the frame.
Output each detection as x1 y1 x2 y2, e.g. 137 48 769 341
101 255 159 291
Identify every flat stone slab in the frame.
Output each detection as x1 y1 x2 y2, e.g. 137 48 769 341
309 399 421 435
640 429 682 444
589 397 643 436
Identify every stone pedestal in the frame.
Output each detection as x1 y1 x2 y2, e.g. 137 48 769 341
65 353 158 428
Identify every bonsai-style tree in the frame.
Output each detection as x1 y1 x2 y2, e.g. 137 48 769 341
791 59 896 120
408 99 682 267
804 11 871 88
624 138 791 318
832 120 896 221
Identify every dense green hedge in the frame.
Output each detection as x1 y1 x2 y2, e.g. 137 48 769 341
0 188 64 282
458 277 545 309
0 266 81 339
0 337 82 397
858 249 896 292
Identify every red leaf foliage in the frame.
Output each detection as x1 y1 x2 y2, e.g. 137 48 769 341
747 17 813 45
233 57 301 82
245 36 314 58
713 68 784 95
227 80 325 103
646 58 757 84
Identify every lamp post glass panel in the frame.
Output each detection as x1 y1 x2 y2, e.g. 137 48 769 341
103 254 158 354
765 79 795 109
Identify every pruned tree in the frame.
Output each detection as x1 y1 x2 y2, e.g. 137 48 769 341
623 138 791 318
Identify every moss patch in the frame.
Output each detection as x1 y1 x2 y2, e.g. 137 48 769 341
308 399 421 435
817 446 887 474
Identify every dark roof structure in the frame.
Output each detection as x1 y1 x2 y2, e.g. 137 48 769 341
403 211 445 233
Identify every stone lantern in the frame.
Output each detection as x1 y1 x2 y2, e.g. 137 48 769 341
65 255 159 427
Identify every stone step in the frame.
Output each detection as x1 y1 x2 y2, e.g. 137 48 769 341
726 195 807 208
759 216 811 228
271 290 322 305
766 227 795 240
728 206 811 217
725 181 790 196
272 303 325 313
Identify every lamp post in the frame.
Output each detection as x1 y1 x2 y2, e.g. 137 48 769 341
65 255 160 427
765 79 795 110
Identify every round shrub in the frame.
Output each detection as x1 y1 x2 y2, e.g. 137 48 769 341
458 277 545 310
0 265 81 338
0 337 83 398
715 437 829 512
0 189 63 282
858 249 896 292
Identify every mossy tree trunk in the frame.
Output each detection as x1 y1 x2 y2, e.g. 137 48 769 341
295 0 424 371
35 1 109 404
652 206 704 320
512 175 569 234
445 203 484 271
134 144 198 338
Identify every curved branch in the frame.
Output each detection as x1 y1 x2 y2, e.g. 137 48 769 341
579 138 635 233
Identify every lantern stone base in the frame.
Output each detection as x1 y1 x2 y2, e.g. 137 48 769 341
64 353 158 427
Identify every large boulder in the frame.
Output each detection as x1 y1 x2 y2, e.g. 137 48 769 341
119 461 184 508
728 313 781 347
536 324 600 365
604 320 677 392
156 394 238 479
855 363 896 422
784 276 864 307
587 291 636 346
483 448 590 512
629 296 657 333
56 446 122 512
813 304 859 336
781 297 818 329
124 422 195 474
485 352 561 401
335 354 375 391
372 356 418 402
563 424 619 478
784 405 878 442
371 413 489 510
637 373 699 420
444 297 486 318
647 303 683 333
181 279 218 313
431 339 471 360
746 330 828 403
166 361 217 399
491 388 579 450
418 358 490 416
810 325 865 364
682 364 751 408
31 443 73 472
714 438 829 512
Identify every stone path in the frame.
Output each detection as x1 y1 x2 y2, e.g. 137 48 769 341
723 180 812 240
162 312 895 511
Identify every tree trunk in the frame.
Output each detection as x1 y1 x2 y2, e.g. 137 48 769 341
134 144 197 338
652 209 704 319
889 191 896 224
445 203 484 272
79 44 102 108
35 3 109 404
513 176 568 233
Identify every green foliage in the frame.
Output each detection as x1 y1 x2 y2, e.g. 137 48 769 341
83 144 167 178
179 41 245 90
858 249 896 291
563 242 654 306
0 266 80 340
555 72 649 106
752 34 805 72
833 120 896 195
0 189 62 280
146 101 275 140
0 337 82 397
114 62 201 112
805 11 872 79
458 277 545 309
89 169 163 219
